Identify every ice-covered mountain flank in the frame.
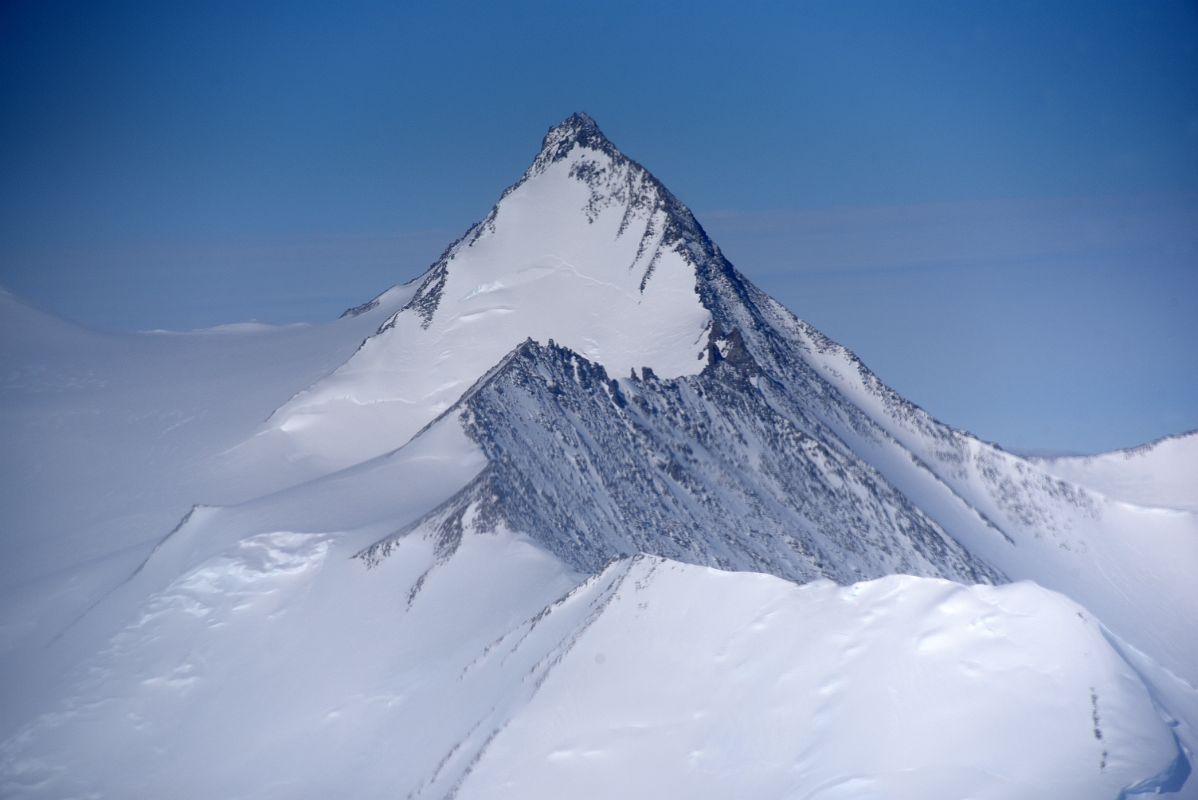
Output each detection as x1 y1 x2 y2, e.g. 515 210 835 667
1 114 1195 799
360 338 999 588
271 112 1195 682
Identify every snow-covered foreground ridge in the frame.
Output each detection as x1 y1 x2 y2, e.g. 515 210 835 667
0 114 1195 798
2 538 1189 800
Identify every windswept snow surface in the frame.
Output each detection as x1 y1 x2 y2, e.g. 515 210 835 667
2 115 1196 798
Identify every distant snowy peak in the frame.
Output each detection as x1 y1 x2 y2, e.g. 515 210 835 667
340 113 629 322
532 111 613 163
352 112 728 328
266 113 719 468
526 112 711 254
382 111 717 331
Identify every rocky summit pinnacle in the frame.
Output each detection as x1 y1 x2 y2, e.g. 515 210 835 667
536 111 618 164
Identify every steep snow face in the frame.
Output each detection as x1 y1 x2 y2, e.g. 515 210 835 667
1032 432 1198 513
264 113 712 471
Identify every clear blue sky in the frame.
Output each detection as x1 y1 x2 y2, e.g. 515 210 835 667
1 0 1195 454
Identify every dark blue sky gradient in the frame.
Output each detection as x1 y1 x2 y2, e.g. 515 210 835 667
1 1 1195 452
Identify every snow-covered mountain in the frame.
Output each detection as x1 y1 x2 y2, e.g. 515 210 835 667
263 112 1196 681
1 115 1194 798
262 113 712 472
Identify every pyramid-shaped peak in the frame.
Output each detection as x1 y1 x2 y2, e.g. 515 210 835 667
537 111 619 164
554 111 601 136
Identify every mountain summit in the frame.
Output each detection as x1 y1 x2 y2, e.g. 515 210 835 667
535 111 615 161
269 113 724 468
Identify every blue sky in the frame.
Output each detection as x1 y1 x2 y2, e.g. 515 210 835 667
1 0 1195 453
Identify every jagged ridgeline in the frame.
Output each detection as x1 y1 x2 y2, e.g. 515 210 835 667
359 336 998 586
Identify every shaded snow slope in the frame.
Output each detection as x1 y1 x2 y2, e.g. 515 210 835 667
263 113 712 470
1032 431 1198 513
14 412 490 732
0 285 412 584
0 286 414 714
1 530 1184 800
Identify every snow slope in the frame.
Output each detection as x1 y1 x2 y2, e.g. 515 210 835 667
0 283 415 584
456 558 1188 800
0 283 416 718
0 524 1186 799
1032 431 1198 513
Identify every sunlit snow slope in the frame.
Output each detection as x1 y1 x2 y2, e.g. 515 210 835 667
1 531 1187 799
